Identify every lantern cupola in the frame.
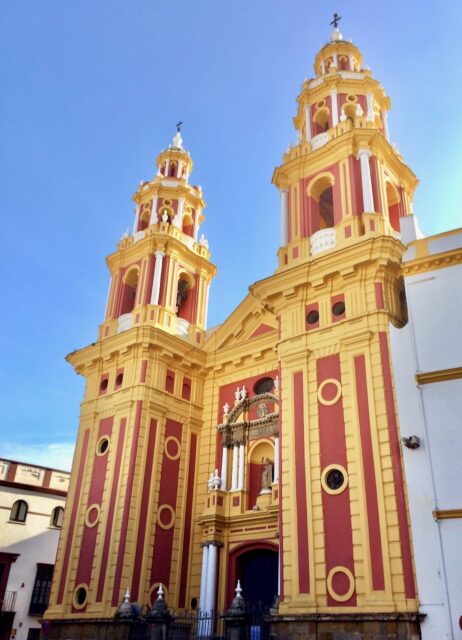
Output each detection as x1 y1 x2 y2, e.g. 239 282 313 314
273 21 418 270
100 128 216 344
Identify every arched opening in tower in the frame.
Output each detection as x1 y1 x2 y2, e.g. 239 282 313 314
386 181 401 232
176 274 195 322
139 206 151 231
182 212 194 238
169 161 178 178
319 187 334 229
313 107 330 135
119 267 139 315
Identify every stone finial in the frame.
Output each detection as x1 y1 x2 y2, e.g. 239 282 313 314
229 579 245 613
172 130 183 150
211 469 221 490
157 584 164 600
274 375 280 391
162 210 169 223
148 583 169 620
234 387 241 403
117 588 133 618
240 385 247 400
355 103 364 117
223 402 230 417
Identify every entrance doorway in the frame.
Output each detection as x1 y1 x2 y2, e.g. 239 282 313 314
234 547 278 607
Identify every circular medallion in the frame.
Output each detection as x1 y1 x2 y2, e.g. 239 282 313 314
317 379 342 406
157 504 175 530
164 436 181 461
327 566 355 602
85 503 101 528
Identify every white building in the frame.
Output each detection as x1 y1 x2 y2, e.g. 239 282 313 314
0 459 70 640
390 223 462 640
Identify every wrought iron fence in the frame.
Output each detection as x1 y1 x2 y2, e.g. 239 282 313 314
126 605 270 640
0 590 17 612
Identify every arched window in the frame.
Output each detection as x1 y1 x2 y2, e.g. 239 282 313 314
338 55 348 70
308 174 336 232
119 267 139 316
138 205 151 231
175 272 195 322
313 107 330 134
50 506 64 528
385 181 401 232
10 500 28 523
169 161 177 178
182 213 194 238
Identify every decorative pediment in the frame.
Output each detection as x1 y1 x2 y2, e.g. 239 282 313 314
217 392 280 444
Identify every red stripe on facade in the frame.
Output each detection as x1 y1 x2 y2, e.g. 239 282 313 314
354 356 385 590
112 401 143 606
150 419 183 590
144 254 155 305
317 355 356 606
140 360 148 383
97 418 127 602
375 282 385 309
178 433 198 608
57 429 90 604
158 255 170 308
293 371 310 593
73 418 113 606
278 363 284 599
379 332 416 598
131 419 158 602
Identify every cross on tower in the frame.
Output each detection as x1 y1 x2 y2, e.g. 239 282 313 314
330 13 341 29
176 121 183 132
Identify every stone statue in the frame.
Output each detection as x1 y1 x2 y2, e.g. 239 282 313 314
261 458 273 490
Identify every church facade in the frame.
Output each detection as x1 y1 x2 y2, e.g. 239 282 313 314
44 23 461 640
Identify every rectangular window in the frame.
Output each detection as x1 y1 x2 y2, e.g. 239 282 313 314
29 564 53 616
27 629 41 640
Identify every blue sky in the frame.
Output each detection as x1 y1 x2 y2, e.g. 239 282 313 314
1 1 461 470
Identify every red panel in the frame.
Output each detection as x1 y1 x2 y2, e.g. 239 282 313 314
250 323 275 338
165 370 175 393
317 355 356 606
97 418 127 601
287 189 292 243
150 420 183 590
143 254 155 305
379 333 416 598
375 283 385 310
73 418 113 604
331 293 346 322
305 303 320 330
158 255 170 307
370 156 381 213
178 433 198 607
349 156 363 216
57 429 90 604
131 419 158 602
293 371 310 593
247 462 264 510
112 401 143 606
354 356 385 590
182 377 191 400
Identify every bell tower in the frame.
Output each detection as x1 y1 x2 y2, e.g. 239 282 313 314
46 130 216 626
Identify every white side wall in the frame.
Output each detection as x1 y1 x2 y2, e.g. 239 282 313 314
390 258 462 640
0 486 65 640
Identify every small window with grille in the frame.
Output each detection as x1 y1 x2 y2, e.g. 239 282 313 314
29 564 54 616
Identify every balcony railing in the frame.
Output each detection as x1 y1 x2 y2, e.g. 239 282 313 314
175 317 190 337
311 131 329 150
310 228 336 255
1 591 17 612
117 313 134 333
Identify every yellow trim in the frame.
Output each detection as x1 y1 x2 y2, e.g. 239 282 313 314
403 248 462 276
326 566 355 602
433 509 462 520
416 366 462 385
321 464 349 495
317 378 342 405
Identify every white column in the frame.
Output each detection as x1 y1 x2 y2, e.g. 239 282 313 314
304 106 312 142
348 54 355 71
274 436 280 484
164 159 170 176
382 110 390 141
321 59 326 75
330 90 339 126
150 251 165 305
132 205 141 235
366 92 374 121
333 53 338 68
199 544 209 612
177 162 183 178
193 208 201 242
231 444 239 490
358 149 375 212
173 197 184 229
220 446 228 491
238 442 245 490
150 196 158 224
280 188 289 246
205 543 218 612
